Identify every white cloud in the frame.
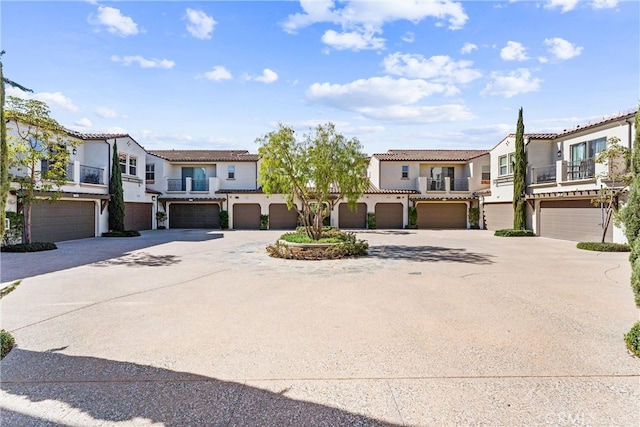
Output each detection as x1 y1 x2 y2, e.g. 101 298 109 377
461 42 478 54
402 31 415 43
544 37 583 60
204 66 232 81
96 107 118 118
356 104 475 123
7 87 80 112
90 6 139 37
481 68 542 98
592 0 618 9
545 0 579 12
111 55 175 69
500 41 529 61
185 9 216 40
74 118 93 128
382 52 482 85
321 29 385 51
283 0 468 51
253 69 279 84
538 56 549 64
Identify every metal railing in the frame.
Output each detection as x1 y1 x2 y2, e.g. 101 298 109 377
191 179 209 191
450 178 468 192
167 179 184 191
80 165 104 184
534 164 556 184
567 158 595 181
427 178 445 191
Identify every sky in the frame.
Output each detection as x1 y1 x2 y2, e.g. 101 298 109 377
2 0 638 155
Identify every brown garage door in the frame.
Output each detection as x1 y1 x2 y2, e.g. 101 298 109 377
483 203 513 231
339 203 366 229
417 203 467 229
169 203 220 229
31 200 95 242
233 204 261 229
539 199 612 242
125 202 152 231
375 203 403 229
269 203 298 230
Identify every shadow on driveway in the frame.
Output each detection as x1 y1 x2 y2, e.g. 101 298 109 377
1 348 399 426
369 245 494 264
1 230 223 283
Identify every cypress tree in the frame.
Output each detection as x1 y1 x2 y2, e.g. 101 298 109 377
621 108 640 246
513 107 527 230
108 140 125 232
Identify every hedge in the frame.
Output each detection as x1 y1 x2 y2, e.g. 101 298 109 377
576 242 631 252
494 229 535 237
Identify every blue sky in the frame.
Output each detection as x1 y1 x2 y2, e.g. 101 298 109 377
2 0 638 155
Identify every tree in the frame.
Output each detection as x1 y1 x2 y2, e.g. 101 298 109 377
513 107 527 230
620 108 640 245
1 50 32 240
5 96 76 243
257 122 370 240
591 136 631 243
108 140 125 232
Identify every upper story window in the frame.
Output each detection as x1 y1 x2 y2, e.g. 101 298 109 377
401 165 409 179
129 156 137 176
481 165 491 183
570 137 606 161
498 153 515 176
228 165 235 180
119 153 127 174
145 163 155 183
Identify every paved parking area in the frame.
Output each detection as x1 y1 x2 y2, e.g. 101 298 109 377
1 229 638 426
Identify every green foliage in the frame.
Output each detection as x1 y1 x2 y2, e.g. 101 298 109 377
406 206 418 229
6 96 77 243
155 211 167 228
1 241 57 252
260 214 269 230
267 229 368 260
468 207 480 227
620 110 640 246
631 242 640 308
0 280 21 299
625 321 640 357
494 229 534 237
102 230 140 237
513 107 527 230
280 228 355 244
1 329 15 359
219 210 229 229
108 141 125 232
367 212 376 229
257 122 369 240
2 211 24 246
576 242 630 252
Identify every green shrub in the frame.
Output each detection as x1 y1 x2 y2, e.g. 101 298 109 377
2 211 24 246
408 206 417 228
632 254 640 308
280 229 355 244
494 229 535 237
1 329 15 359
1 242 57 252
367 213 376 229
625 321 640 357
260 214 269 230
220 210 229 230
102 230 140 237
630 238 640 265
468 207 480 228
268 229 368 259
576 242 631 252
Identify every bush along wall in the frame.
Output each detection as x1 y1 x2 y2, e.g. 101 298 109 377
367 213 376 229
406 206 418 229
220 210 229 230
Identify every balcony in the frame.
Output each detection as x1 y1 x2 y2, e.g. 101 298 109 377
531 164 556 184
191 179 209 192
567 158 595 181
80 165 104 185
417 176 471 194
165 177 220 195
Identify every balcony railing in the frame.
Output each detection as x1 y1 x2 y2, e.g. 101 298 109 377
191 179 209 191
533 164 556 184
427 178 445 191
450 178 469 192
80 164 104 184
567 158 595 181
167 179 184 191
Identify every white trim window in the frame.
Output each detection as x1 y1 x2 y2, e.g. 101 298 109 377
129 156 137 176
481 165 491 183
498 153 515 176
401 165 409 179
145 163 155 183
119 153 127 174
228 165 235 180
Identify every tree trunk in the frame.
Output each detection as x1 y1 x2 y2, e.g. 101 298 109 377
601 204 613 244
25 202 32 244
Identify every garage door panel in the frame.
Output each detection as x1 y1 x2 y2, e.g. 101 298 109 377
125 202 152 231
483 203 514 231
339 203 367 229
417 203 467 229
169 204 220 229
375 203 403 229
269 204 298 230
31 200 95 242
540 200 612 242
233 204 261 230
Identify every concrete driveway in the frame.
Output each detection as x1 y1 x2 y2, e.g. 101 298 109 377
1 229 638 426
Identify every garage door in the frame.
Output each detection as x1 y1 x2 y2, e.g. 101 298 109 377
339 203 367 229
31 200 95 242
169 204 220 229
417 203 467 229
269 203 298 230
483 203 513 231
125 202 152 231
233 204 261 230
539 199 612 242
375 203 403 229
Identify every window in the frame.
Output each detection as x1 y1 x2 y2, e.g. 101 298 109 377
119 153 127 174
481 165 490 183
145 163 155 183
429 166 454 191
498 153 515 176
129 156 137 176
401 165 409 179
228 165 235 179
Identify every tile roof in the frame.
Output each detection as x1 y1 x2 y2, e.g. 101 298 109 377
364 183 418 194
557 109 636 137
373 149 489 161
66 130 131 140
149 150 260 162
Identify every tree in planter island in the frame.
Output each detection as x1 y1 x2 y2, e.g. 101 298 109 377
257 122 369 240
513 107 527 230
108 140 125 232
6 97 77 243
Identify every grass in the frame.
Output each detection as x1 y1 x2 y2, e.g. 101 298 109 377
576 242 630 252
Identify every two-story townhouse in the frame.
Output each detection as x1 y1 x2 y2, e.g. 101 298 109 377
482 109 637 242
369 150 490 229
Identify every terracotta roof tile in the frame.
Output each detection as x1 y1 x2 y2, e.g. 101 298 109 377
373 149 489 161
557 109 636 137
149 150 259 162
66 130 131 140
